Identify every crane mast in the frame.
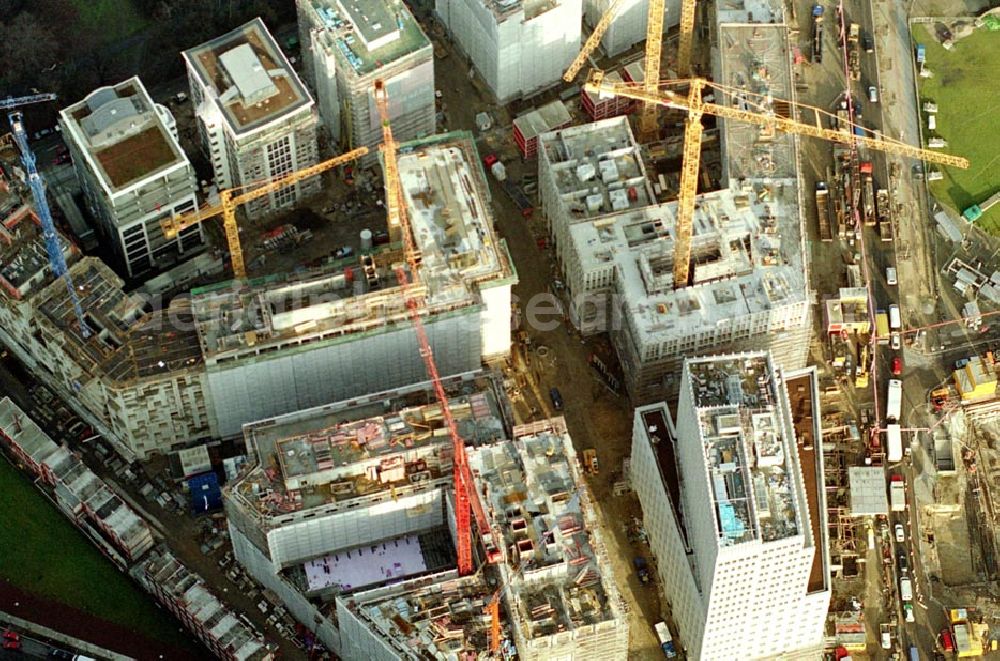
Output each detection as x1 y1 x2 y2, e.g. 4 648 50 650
374 80 503 576
638 0 665 140
676 0 697 76
584 71 970 288
8 108 89 338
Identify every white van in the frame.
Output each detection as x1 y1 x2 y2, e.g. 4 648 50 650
886 267 897 286
928 114 937 131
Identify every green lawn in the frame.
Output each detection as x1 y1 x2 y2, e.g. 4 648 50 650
69 0 150 42
0 458 184 644
916 24 1000 235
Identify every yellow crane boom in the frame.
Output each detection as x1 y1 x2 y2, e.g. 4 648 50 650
638 0 665 140
563 0 628 83
160 146 368 279
676 0 696 76
584 71 969 288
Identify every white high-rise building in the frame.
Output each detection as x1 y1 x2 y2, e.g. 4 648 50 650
59 77 203 277
184 18 321 219
631 353 829 660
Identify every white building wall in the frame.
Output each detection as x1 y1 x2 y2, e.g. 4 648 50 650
230 524 343 652
583 0 678 58
308 40 342 142
265 489 445 569
435 0 581 102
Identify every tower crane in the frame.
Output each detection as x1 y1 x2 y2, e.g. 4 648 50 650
583 71 970 288
562 0 627 83
159 147 368 279
676 0 697 76
373 80 501 576
8 109 90 338
1 93 57 111
637 0 666 140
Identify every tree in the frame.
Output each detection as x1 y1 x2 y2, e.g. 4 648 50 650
0 13 59 88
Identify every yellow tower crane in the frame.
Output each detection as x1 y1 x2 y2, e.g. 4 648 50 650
676 0 697 76
637 0 665 140
583 71 970 288
563 0 628 83
160 147 368 279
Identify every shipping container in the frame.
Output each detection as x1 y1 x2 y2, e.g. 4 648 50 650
875 310 890 343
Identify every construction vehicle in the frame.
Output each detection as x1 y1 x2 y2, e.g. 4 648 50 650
848 23 861 81
373 79 500 576
875 309 889 344
962 191 1000 222
890 474 906 511
160 148 368 279
877 188 893 241
931 387 950 412
583 72 969 288
855 344 869 389
7 102 90 339
655 622 678 658
812 5 825 64
483 154 533 217
860 160 875 226
816 181 833 241
583 448 599 474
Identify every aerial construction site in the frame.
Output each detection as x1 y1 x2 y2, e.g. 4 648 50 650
2 0 999 657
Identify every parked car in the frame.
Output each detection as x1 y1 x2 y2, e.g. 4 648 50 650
333 246 354 259
886 266 897 286
904 603 915 622
2 630 20 651
868 86 878 103
941 628 954 652
955 358 970 370
549 387 564 411
373 229 390 246
891 356 903 376
891 332 901 350
898 552 908 574
895 523 905 543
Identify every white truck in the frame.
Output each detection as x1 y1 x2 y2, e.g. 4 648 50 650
890 475 906 512
899 576 913 603
655 622 677 659
886 379 902 423
886 424 903 462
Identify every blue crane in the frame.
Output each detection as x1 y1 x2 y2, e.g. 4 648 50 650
0 93 57 111
6 99 90 338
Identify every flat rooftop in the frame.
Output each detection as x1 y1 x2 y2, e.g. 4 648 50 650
576 184 806 342
231 379 506 516
716 22 797 181
716 0 784 24
639 406 688 547
34 258 203 382
305 0 430 77
347 571 501 658
192 133 513 360
686 353 804 546
539 116 654 218
469 420 623 643
61 78 186 190
185 18 311 133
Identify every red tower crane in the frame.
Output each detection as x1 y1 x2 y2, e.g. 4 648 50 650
373 80 500 575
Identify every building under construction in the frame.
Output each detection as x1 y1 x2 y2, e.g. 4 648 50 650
59 76 203 278
296 0 435 161
184 18 321 219
538 115 809 402
434 0 582 102
468 418 629 659
223 377 625 658
223 376 508 654
0 132 514 459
